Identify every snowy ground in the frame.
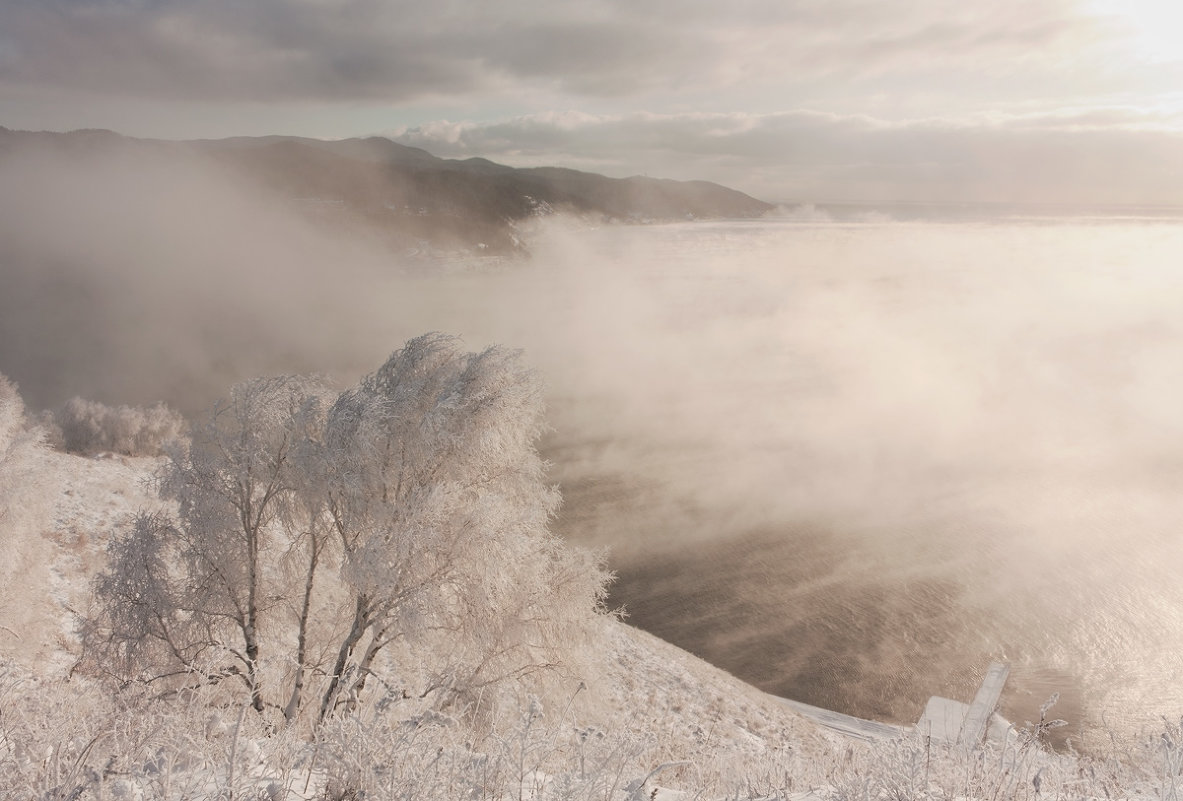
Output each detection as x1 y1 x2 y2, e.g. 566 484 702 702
2 447 162 672
3 443 1177 800
0 445 840 794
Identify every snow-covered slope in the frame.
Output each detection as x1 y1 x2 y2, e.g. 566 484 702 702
1 439 836 788
4 433 1174 801
1 446 162 671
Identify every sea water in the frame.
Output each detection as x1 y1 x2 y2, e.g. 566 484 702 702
502 212 1183 749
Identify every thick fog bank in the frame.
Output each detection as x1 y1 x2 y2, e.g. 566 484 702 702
3 151 1182 747
0 149 436 412
529 219 1183 747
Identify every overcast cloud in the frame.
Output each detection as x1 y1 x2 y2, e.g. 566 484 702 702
2 0 1182 202
0 1 1112 103
389 109 1183 203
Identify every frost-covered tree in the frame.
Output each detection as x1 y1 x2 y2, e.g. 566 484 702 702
315 334 609 721
89 336 609 726
91 375 335 713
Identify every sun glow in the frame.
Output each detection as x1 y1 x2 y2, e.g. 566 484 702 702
1087 0 1183 63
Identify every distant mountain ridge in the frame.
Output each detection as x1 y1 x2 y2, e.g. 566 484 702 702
0 126 772 253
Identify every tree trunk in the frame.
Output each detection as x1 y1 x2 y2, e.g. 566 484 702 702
244 625 263 713
318 594 371 722
344 623 389 713
284 532 323 723
245 523 264 714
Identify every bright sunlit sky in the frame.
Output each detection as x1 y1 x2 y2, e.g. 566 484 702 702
2 0 1183 204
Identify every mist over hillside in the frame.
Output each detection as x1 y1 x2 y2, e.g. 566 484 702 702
0 125 770 413
0 126 771 253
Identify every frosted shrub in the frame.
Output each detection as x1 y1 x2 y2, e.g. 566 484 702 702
0 663 109 801
7 663 1183 801
314 686 648 801
807 713 1183 801
0 660 324 801
55 396 186 456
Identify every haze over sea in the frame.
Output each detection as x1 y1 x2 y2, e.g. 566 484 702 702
518 211 1183 748
4 172 1183 746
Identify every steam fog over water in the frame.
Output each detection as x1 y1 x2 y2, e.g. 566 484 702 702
3 157 1183 747
525 218 1183 747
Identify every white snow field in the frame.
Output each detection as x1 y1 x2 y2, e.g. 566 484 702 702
2 375 1182 800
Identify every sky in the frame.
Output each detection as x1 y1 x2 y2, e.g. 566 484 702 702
2 0 1183 203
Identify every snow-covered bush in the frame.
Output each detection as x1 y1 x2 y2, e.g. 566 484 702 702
0 659 661 801
54 396 186 456
313 687 651 800
805 717 1183 801
6 656 1183 801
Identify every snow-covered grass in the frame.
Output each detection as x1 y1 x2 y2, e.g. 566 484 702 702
4 373 1183 800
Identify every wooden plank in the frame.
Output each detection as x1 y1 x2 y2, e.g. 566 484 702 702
917 696 970 745
774 696 906 742
957 661 1009 747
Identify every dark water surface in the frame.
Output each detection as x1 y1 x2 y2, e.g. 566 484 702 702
538 218 1183 750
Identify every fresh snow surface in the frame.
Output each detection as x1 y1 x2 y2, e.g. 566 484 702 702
2 447 163 672
0 446 844 790
8 443 1164 801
